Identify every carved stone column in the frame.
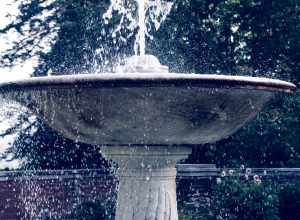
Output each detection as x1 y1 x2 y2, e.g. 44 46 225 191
101 146 191 220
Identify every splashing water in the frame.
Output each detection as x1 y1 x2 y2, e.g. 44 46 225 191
103 0 173 55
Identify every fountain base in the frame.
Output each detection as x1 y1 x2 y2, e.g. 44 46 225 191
101 146 191 220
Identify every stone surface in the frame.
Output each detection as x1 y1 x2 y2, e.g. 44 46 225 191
101 146 192 220
0 73 295 145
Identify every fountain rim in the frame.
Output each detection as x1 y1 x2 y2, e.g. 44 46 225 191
0 73 296 93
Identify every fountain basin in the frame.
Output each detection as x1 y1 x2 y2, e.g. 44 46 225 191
0 73 295 145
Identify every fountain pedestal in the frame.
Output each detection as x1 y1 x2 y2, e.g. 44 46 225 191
101 146 191 220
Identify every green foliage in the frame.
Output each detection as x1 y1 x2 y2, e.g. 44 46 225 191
66 198 116 220
153 0 300 81
179 178 300 220
278 183 300 220
210 174 280 220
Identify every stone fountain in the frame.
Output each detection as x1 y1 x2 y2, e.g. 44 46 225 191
0 1 296 220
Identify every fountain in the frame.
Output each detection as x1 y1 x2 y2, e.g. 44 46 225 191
0 0 296 220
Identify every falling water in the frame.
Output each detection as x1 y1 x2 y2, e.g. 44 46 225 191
103 0 173 56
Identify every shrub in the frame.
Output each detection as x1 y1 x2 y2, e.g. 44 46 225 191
210 171 280 220
278 183 300 220
66 198 115 220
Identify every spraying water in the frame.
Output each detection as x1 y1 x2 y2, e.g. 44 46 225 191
103 0 173 56
137 0 146 55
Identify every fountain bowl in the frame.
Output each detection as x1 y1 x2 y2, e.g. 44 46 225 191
0 72 296 146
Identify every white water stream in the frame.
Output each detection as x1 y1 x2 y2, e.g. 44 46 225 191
137 0 146 55
103 0 173 56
